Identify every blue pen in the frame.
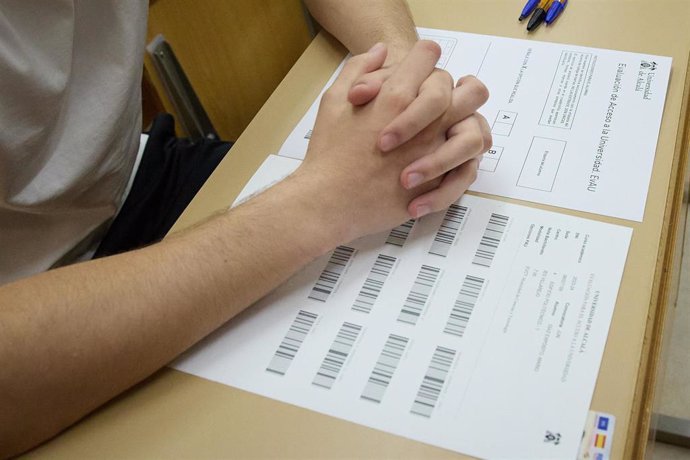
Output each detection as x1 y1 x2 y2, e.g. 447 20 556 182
519 0 540 21
545 0 568 25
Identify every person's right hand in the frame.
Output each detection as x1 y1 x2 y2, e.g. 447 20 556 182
400 75 491 218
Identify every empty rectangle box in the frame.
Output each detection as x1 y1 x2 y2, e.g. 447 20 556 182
491 110 518 137
480 146 504 172
517 137 567 192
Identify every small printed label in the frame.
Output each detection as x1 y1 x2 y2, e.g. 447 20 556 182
577 411 616 459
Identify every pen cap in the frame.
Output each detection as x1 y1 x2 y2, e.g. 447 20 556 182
527 8 548 31
545 0 567 24
519 0 540 21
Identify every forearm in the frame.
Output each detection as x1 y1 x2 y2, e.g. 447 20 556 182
0 173 345 457
304 0 418 61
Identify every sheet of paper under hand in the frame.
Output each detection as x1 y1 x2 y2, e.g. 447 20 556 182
279 27 671 222
173 154 632 459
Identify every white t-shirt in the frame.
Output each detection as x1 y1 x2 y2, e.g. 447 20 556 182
0 0 148 284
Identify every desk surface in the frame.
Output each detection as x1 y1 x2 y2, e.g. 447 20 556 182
28 1 690 458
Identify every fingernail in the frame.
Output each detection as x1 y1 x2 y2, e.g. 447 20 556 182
405 172 424 189
415 204 431 218
368 42 385 54
379 133 398 152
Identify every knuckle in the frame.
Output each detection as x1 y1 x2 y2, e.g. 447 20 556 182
383 84 415 111
465 129 485 153
476 114 493 151
472 79 490 104
483 131 493 152
437 69 454 87
352 75 369 87
419 39 442 59
462 75 490 104
446 121 462 138
428 86 450 109
458 159 479 184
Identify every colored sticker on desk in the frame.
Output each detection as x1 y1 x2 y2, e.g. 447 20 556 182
577 410 616 459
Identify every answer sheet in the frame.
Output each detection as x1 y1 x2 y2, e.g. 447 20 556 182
278 28 671 222
173 155 632 459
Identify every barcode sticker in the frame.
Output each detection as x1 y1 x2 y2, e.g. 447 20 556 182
352 254 397 313
309 246 356 302
361 334 409 403
398 265 441 325
386 219 416 247
429 204 468 257
305 129 313 140
411 346 456 417
444 275 485 337
266 310 318 375
472 213 509 268
312 322 362 389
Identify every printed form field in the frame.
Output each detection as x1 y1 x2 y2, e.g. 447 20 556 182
481 110 516 173
517 137 567 192
540 51 593 129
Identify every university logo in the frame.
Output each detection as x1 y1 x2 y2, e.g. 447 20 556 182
544 430 561 445
640 60 657 71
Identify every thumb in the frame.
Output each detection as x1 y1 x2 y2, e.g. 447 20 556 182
330 43 388 95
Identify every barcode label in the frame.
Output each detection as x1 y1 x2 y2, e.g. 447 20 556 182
266 310 318 375
305 129 313 140
472 213 509 268
352 254 397 313
444 275 485 337
411 346 456 417
309 246 356 302
312 322 362 389
386 219 415 247
429 204 468 257
398 265 441 325
361 334 409 403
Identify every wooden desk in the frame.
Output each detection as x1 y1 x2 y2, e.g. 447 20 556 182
27 1 690 458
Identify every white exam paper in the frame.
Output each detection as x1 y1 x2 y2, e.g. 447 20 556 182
278 28 671 222
173 154 632 459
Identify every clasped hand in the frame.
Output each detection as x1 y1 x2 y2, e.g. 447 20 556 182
297 40 492 242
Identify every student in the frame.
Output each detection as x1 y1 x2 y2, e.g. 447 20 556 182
0 1 490 456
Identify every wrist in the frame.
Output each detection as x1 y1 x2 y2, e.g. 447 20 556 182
264 170 355 259
384 40 416 67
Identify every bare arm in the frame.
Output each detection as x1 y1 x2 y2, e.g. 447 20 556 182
0 174 345 456
0 42 490 457
303 0 418 63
